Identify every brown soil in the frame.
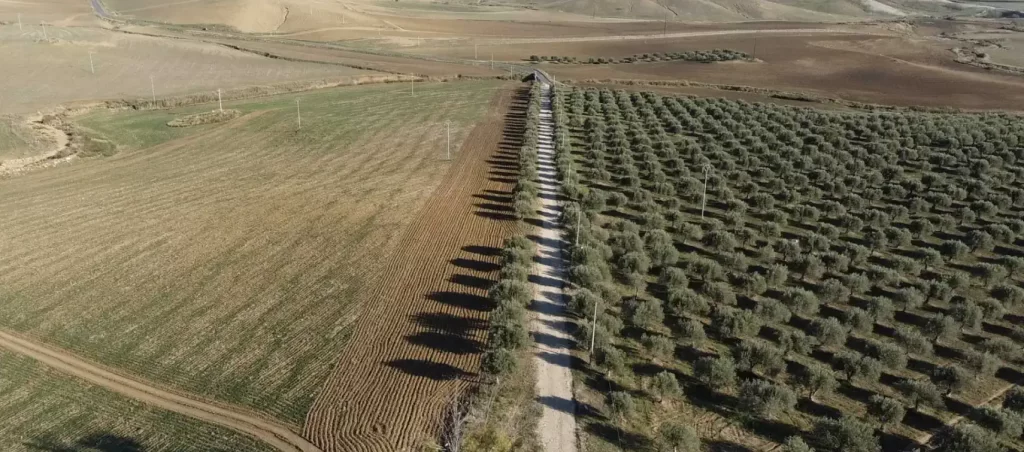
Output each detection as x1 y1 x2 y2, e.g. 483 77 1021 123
303 85 522 451
0 329 319 452
533 32 1024 110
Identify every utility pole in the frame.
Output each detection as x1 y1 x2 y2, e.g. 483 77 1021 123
150 75 155 102
41 22 47 40
410 74 414 96
490 52 494 70
701 163 712 220
88 51 94 74
664 16 667 36
753 32 759 60
18 13 22 31
217 89 223 112
474 43 478 60
575 203 581 246
296 99 301 129
588 298 599 357
445 120 451 160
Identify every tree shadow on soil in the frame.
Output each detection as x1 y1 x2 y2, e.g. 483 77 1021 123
406 331 483 355
25 433 144 452
386 359 474 381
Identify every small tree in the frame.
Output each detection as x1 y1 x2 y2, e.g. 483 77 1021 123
932 423 1001 452
1004 386 1024 414
481 348 517 376
813 416 880 452
782 436 815 452
606 391 635 421
738 379 797 420
650 370 683 402
810 317 847 349
641 333 675 360
625 298 665 331
867 395 905 432
894 328 933 356
897 378 944 411
793 362 838 402
932 364 970 396
940 240 970 262
973 406 1024 439
659 422 700 452
694 355 736 391
779 329 815 357
922 315 957 345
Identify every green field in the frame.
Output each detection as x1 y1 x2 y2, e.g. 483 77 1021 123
0 80 503 426
0 349 275 452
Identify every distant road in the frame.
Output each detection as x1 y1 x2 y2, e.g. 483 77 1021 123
0 329 322 452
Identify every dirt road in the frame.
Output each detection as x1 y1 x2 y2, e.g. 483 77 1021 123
530 82 577 452
0 330 320 452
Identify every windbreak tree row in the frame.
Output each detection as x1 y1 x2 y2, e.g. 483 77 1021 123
554 85 1024 452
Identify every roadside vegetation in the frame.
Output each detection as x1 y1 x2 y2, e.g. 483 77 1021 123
528 50 751 65
459 82 544 452
552 85 1024 451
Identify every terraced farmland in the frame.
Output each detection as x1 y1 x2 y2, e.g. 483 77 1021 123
0 80 503 430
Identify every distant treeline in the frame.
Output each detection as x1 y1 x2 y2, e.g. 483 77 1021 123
528 49 752 65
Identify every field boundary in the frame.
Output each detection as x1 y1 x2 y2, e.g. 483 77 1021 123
0 329 320 452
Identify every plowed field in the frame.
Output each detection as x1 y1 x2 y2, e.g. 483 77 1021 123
304 85 525 451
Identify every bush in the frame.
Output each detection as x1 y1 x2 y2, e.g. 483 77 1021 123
659 422 700 452
813 416 879 452
482 348 517 376
694 355 736 390
867 395 905 431
738 379 796 420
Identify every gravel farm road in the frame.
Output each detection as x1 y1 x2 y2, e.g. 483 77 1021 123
530 79 578 452
0 330 321 452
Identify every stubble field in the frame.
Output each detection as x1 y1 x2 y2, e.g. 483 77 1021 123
0 80 502 430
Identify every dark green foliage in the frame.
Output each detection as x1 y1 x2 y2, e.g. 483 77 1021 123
897 378 944 411
867 395 905 431
972 406 1023 439
482 348 517 376
813 416 879 452
810 317 847 349
694 355 736 390
932 364 970 396
624 298 665 331
738 379 797 420
792 362 838 401
733 339 785 377
659 422 701 452
710 306 762 339
649 370 683 401
606 391 635 420
932 423 1001 452
782 436 814 452
1005 386 1024 414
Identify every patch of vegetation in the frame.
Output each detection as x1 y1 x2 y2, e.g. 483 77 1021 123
553 85 1024 451
167 109 242 127
528 50 751 65
0 349 274 451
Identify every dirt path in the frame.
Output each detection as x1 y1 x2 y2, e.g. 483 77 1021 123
303 86 520 452
451 27 865 45
530 82 578 452
0 330 320 452
914 382 1017 445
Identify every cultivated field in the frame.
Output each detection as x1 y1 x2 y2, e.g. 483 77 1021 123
0 80 501 430
305 84 522 451
0 348 275 452
0 25 378 115
555 86 1024 451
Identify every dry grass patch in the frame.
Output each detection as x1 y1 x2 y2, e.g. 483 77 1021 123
167 109 242 127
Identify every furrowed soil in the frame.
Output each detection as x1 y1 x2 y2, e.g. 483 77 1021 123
0 81 500 431
304 85 523 451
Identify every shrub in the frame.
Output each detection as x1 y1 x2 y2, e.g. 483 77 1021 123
867 395 905 431
738 379 796 420
694 355 736 390
812 416 879 452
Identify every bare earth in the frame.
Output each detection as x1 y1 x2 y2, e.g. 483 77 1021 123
0 329 319 452
531 82 577 452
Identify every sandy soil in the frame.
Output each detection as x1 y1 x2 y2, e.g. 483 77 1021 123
303 85 520 452
0 329 319 452
531 82 577 452
0 25 378 115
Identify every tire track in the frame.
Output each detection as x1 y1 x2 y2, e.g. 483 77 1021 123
304 85 523 451
0 329 320 452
